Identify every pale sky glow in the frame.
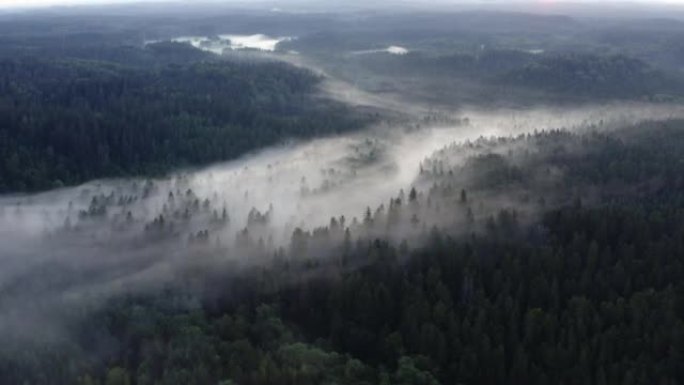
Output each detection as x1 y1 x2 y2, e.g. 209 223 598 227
0 0 171 9
1 0 684 10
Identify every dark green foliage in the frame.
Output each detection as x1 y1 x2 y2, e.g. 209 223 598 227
4 124 684 385
3 12 684 383
0 53 371 192
10 200 682 385
505 54 676 98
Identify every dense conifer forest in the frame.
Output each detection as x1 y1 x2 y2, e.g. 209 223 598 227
3 4 684 385
0 43 373 192
3 122 684 385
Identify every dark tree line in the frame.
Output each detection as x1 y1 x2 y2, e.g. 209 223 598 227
0 44 374 192
505 54 677 98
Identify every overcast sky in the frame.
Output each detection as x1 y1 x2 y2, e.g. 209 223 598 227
0 0 160 7
1 0 684 10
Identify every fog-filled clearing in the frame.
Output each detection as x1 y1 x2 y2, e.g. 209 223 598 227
1 101 682 328
148 34 293 54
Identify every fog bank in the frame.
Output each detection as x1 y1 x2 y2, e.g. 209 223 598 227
1 101 683 343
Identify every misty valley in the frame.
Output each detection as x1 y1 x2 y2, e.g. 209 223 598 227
2 2 684 385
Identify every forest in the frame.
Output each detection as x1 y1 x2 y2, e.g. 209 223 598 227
2 119 684 385
2 3 684 385
0 42 374 192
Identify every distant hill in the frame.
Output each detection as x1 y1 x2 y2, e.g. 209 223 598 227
503 54 681 99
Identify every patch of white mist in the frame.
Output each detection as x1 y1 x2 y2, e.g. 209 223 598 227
154 34 293 54
351 46 410 55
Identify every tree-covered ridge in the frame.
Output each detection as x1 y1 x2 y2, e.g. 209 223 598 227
420 120 684 203
306 43 684 106
0 55 374 192
504 54 677 99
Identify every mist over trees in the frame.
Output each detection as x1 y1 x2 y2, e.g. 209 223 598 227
3 120 684 385
2 3 684 385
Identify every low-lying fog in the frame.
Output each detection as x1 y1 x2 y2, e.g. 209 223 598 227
149 34 294 54
150 35 410 58
352 46 409 55
1 100 684 342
